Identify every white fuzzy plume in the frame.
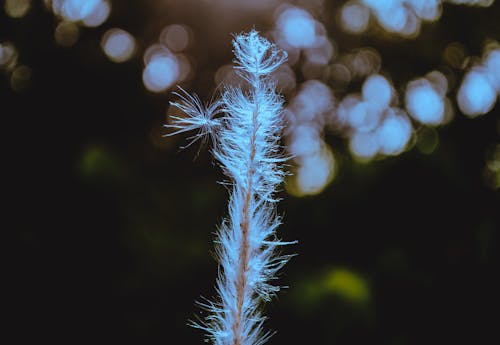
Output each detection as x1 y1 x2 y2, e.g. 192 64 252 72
167 30 290 345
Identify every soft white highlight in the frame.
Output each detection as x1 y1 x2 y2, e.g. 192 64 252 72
296 147 335 195
285 80 336 195
335 74 413 160
457 68 497 117
456 45 500 118
341 1 370 34
362 74 392 110
143 53 179 92
52 0 111 27
484 49 500 91
350 131 379 158
276 6 317 48
376 110 412 155
101 28 136 63
168 30 290 345
340 0 495 37
406 78 445 125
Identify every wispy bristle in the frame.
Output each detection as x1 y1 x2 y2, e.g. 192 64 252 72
165 86 223 148
169 29 291 345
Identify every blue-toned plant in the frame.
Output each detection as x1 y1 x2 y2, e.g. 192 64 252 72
168 30 292 345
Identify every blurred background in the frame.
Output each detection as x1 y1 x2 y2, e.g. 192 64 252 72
4 0 499 344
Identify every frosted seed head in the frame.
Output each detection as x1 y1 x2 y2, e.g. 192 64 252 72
232 29 287 77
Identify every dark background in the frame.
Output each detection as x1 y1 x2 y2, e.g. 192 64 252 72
4 1 499 344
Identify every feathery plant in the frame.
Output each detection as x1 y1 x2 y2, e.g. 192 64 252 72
168 30 292 345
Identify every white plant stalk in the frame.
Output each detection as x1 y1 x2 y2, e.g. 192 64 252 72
167 30 291 345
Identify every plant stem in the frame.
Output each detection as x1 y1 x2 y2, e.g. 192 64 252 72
233 96 259 345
